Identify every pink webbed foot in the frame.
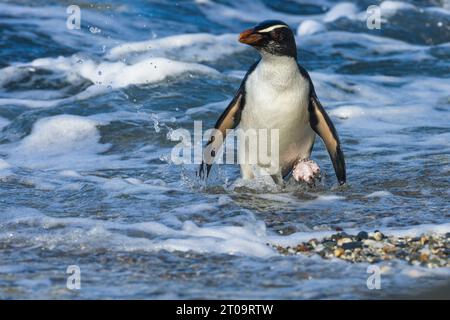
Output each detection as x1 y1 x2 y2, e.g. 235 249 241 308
292 159 321 185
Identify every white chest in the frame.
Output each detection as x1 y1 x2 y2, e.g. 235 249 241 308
241 57 310 130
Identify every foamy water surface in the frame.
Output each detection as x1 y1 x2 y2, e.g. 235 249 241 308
0 0 449 299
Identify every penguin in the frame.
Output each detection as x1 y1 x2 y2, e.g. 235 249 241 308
199 20 346 186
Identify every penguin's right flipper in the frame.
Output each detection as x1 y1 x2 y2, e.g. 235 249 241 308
308 93 346 185
198 60 259 179
198 90 245 179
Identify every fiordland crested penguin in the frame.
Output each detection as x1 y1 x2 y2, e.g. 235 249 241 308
199 20 346 186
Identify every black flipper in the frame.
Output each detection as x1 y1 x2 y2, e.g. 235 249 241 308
198 91 244 178
198 61 259 179
296 64 346 185
309 92 346 185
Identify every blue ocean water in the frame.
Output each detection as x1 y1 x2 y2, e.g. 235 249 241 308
0 0 449 299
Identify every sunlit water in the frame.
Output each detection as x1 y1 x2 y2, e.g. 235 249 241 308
0 0 449 299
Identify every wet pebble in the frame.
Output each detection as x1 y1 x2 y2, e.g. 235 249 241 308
334 247 344 257
373 231 384 241
342 241 363 250
337 237 352 246
357 231 369 240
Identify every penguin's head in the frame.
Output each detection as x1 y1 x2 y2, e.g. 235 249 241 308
239 20 297 58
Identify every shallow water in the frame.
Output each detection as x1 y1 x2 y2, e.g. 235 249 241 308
0 0 449 299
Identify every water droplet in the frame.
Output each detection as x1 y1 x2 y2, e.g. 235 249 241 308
150 114 161 133
89 26 101 34
159 154 169 162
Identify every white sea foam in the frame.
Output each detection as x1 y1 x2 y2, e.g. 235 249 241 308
329 105 366 119
380 1 417 17
323 2 359 22
366 191 394 198
0 208 274 257
0 158 11 170
101 177 173 199
107 33 245 63
0 65 30 88
231 176 281 192
0 55 219 108
30 55 219 88
0 31 240 110
255 192 345 206
297 20 326 36
5 115 113 170
315 195 345 201
0 30 235 107
16 115 104 155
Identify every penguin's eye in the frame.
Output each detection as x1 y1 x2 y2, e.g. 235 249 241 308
270 30 283 42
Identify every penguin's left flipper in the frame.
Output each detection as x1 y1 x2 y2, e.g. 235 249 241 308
198 90 244 179
308 93 347 185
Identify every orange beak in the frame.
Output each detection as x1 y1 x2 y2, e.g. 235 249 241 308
239 28 263 45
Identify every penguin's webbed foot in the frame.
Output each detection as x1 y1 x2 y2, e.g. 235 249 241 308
292 159 321 186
